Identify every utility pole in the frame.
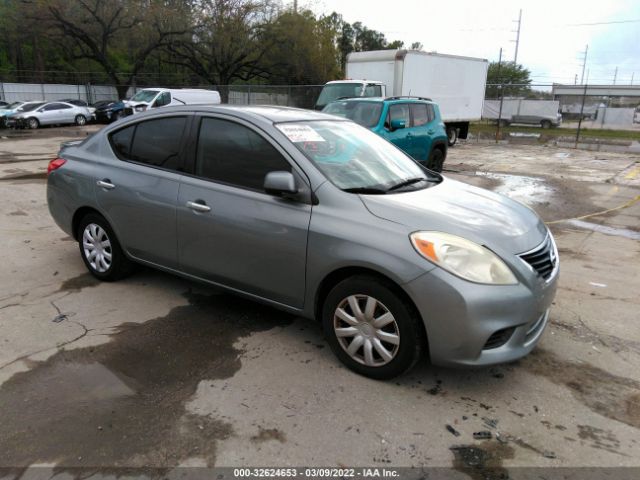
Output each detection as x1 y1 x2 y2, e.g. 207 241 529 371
631 73 635 85
579 44 588 84
293 0 297 13
613 67 618 85
496 48 505 144
574 74 577 85
512 9 522 64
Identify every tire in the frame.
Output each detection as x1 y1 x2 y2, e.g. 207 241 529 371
426 147 445 172
498 119 510 127
77 213 134 281
446 126 458 146
75 114 87 126
110 111 121 123
322 275 425 380
541 120 552 129
28 117 39 129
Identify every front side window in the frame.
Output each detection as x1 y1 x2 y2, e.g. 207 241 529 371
154 92 171 107
388 104 410 128
277 121 438 192
196 117 291 191
364 84 382 97
410 104 429 127
110 116 187 171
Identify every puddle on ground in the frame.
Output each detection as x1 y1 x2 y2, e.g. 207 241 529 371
0 290 294 467
476 172 554 205
450 442 514 480
521 349 640 431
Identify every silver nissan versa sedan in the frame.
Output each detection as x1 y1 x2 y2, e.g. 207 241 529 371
47 106 558 379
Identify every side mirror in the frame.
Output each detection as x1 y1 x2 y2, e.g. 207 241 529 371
264 171 297 196
390 118 406 131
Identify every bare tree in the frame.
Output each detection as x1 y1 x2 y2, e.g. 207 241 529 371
165 0 278 102
41 0 189 97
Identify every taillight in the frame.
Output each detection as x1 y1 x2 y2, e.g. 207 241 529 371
48 157 67 174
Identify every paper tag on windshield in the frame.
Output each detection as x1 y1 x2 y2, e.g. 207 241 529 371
277 124 325 143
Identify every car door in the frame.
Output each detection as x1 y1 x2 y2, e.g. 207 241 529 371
176 115 312 308
94 115 190 268
382 103 416 158
37 103 60 125
409 103 432 162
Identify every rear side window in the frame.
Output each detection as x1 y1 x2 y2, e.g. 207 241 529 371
426 104 436 122
110 116 187 171
410 104 429 127
196 117 291 191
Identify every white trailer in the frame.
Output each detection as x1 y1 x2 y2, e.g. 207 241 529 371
315 49 489 145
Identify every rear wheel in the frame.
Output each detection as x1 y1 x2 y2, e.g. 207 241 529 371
75 114 87 126
427 147 445 172
78 213 134 281
322 275 425 380
28 117 39 129
447 126 458 146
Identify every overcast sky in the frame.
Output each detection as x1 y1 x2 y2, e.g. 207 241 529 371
306 0 640 86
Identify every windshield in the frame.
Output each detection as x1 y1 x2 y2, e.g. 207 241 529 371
316 83 363 108
19 103 45 112
323 101 383 128
277 121 437 192
130 90 159 103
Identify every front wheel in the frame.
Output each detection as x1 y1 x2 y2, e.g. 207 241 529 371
75 115 87 126
28 117 39 129
322 275 425 380
78 213 134 281
541 120 552 129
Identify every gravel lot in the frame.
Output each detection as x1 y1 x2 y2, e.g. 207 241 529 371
0 126 639 475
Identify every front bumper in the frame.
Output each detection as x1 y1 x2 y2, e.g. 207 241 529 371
403 256 558 367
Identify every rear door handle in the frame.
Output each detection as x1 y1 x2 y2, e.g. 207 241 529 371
186 200 211 213
97 179 115 190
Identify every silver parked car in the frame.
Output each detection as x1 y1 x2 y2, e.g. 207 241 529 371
47 106 558 379
11 101 91 129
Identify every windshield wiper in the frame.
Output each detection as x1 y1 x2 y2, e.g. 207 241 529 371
386 177 429 192
342 187 387 194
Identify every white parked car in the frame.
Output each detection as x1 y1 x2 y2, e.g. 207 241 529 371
124 88 221 114
10 101 92 129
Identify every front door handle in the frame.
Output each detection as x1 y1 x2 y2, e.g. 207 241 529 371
97 179 115 190
186 200 211 213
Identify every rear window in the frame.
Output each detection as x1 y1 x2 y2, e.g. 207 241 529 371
110 116 187 171
323 101 382 128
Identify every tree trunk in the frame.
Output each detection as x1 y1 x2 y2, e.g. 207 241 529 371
116 84 130 100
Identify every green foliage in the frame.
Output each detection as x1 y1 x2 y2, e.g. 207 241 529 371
486 61 532 98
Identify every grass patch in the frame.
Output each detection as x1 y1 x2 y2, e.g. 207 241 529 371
470 122 640 142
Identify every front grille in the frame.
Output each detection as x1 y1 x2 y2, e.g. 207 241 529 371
483 327 515 350
518 234 557 280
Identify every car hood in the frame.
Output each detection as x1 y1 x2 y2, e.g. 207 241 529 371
360 177 547 254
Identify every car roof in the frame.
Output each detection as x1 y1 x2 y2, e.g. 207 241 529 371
329 97 435 105
117 105 340 124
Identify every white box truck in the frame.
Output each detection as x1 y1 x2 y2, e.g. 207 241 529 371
315 50 488 145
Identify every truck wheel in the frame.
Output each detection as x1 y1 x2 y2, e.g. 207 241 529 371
446 127 458 146
541 120 552 129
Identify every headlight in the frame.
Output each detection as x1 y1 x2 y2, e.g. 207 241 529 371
410 231 517 285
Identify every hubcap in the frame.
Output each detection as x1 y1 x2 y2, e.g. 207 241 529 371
82 223 112 273
333 295 400 367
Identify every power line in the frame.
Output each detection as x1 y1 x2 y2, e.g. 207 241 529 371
566 19 640 26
